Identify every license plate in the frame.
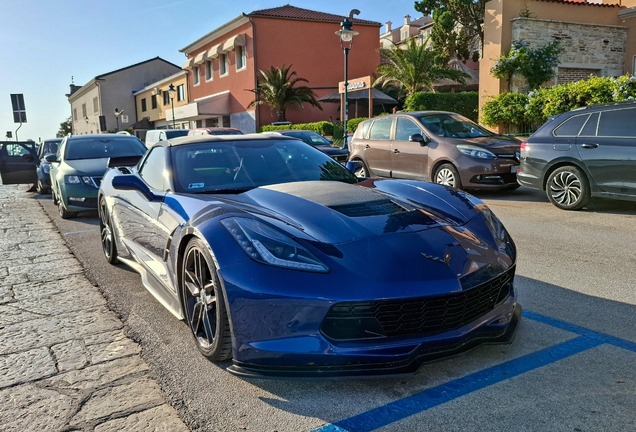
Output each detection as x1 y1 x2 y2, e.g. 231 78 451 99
511 165 519 173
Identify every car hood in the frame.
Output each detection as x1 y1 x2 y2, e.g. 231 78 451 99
211 180 475 245
447 136 520 156
62 158 109 175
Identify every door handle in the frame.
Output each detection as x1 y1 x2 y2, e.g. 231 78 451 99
580 143 598 149
393 149 400 154
365 144 371 149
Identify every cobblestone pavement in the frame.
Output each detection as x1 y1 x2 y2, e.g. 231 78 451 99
0 184 189 432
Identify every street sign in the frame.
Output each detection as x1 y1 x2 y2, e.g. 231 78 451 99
10 94 27 123
122 115 129 124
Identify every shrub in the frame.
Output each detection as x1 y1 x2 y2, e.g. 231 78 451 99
259 121 333 135
404 92 478 121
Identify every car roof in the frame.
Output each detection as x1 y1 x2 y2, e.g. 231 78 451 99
153 133 300 148
66 133 139 140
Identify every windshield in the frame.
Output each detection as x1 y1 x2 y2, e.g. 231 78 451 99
417 113 494 139
65 137 147 160
172 139 357 194
282 131 332 146
41 140 60 156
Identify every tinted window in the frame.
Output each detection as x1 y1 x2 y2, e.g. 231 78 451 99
172 140 357 193
395 118 423 141
368 118 393 140
597 108 636 137
283 132 331 146
553 114 589 137
64 137 146 160
579 113 599 137
165 130 189 139
139 147 167 191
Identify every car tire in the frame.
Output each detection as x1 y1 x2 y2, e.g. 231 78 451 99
353 160 370 178
37 180 49 194
435 163 463 189
58 200 74 219
52 189 58 204
180 238 232 361
546 165 590 210
99 196 119 264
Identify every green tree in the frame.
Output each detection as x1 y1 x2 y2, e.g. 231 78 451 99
57 116 72 137
375 38 468 95
491 40 563 91
248 64 322 122
415 0 487 59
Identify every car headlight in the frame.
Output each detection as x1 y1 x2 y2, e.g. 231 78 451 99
65 175 94 186
221 218 330 273
457 145 497 159
42 164 51 174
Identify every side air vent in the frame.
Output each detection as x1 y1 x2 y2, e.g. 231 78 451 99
330 199 407 217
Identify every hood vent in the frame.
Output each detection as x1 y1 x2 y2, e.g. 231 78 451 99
330 199 407 217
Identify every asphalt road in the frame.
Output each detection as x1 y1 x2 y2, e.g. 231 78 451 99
37 187 636 432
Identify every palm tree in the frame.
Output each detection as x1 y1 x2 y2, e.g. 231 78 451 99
248 65 322 122
375 38 469 95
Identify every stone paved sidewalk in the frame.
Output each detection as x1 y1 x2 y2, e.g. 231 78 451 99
0 184 189 431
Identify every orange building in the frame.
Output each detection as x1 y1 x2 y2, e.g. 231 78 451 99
178 5 381 133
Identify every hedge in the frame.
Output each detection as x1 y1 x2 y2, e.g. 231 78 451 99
404 92 479 121
258 118 368 136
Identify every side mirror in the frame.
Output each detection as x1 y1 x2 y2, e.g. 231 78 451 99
409 133 430 146
44 154 58 163
111 175 159 202
345 161 363 175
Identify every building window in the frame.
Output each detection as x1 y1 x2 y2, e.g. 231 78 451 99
151 95 157 109
401 30 408 41
141 98 147 112
205 60 213 81
177 84 185 101
73 108 77 121
193 66 200 85
220 53 228 76
236 46 246 70
163 90 170 106
81 103 87 118
93 97 98 113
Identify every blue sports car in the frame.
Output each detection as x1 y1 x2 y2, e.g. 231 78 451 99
98 134 520 378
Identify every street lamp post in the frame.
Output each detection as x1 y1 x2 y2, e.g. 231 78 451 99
168 84 176 129
113 108 123 132
335 9 359 149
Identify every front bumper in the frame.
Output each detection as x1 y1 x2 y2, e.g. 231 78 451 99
59 183 99 211
228 302 521 379
458 157 519 190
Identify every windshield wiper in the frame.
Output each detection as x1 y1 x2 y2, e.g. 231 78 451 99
194 187 254 194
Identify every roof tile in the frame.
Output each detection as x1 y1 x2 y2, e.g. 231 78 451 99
248 4 381 26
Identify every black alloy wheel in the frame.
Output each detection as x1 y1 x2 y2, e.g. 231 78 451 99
546 165 590 210
181 238 232 361
435 163 463 189
99 196 119 264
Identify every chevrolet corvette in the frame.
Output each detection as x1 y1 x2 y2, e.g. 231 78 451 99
98 134 520 378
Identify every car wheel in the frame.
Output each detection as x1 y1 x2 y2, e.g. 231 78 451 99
37 180 49 194
181 238 232 361
354 160 369 178
546 165 590 210
58 200 74 219
435 163 463 189
52 189 58 204
99 196 119 264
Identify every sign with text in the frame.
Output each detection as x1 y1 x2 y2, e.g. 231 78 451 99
10 94 27 123
339 76 371 94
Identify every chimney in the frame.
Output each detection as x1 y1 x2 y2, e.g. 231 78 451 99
385 21 392 33
404 15 411 25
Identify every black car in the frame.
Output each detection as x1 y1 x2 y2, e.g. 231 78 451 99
0 140 38 185
518 101 636 210
36 138 62 193
262 130 349 163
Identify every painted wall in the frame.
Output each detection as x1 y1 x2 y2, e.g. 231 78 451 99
135 73 189 126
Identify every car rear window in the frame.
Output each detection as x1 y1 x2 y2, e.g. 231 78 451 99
65 137 147 160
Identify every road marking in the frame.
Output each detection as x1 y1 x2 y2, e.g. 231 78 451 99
311 310 636 432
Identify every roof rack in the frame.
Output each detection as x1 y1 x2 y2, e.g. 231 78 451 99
573 100 636 111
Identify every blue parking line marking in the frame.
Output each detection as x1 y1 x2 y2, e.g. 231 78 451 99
311 310 636 432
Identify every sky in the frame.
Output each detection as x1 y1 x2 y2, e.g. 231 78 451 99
0 0 425 142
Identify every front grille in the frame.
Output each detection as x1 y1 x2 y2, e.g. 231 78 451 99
321 266 515 341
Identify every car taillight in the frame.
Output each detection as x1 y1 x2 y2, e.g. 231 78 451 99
520 142 528 152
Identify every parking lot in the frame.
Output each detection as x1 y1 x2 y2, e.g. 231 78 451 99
37 187 636 432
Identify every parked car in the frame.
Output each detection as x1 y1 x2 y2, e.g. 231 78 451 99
518 101 636 210
187 127 243 136
0 140 38 185
349 112 521 190
98 133 520 378
36 138 62 193
145 129 190 147
48 134 147 218
261 130 349 163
